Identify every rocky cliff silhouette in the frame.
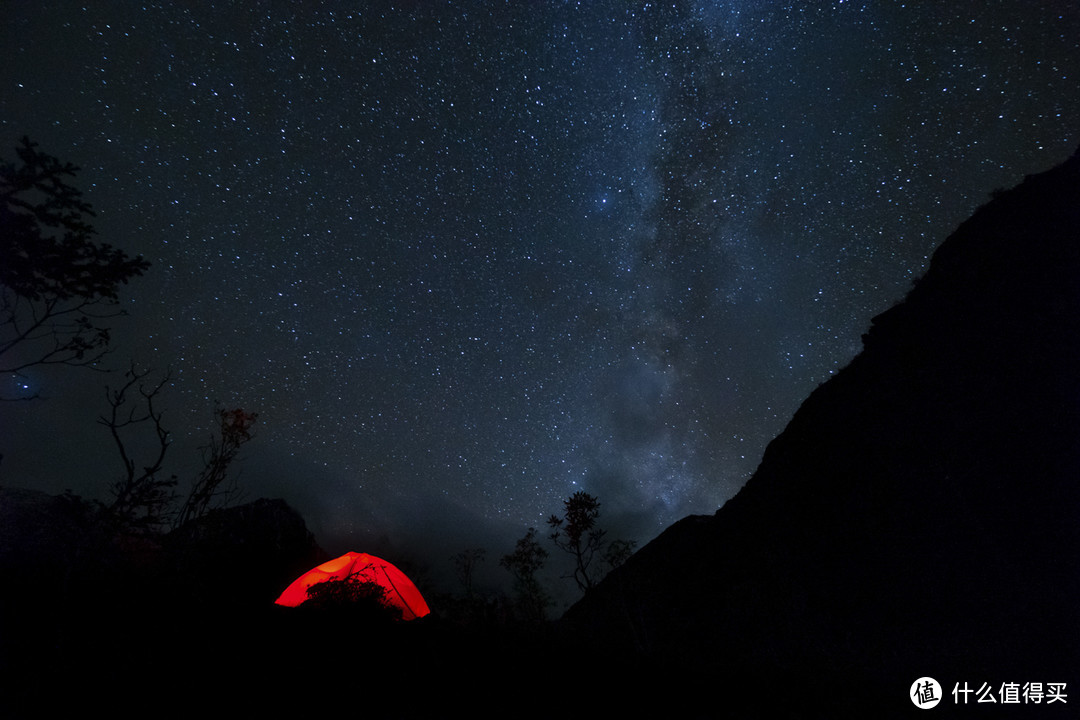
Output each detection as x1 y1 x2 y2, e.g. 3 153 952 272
563 148 1080 712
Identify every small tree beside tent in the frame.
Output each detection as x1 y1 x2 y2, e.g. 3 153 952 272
548 491 636 594
275 552 431 621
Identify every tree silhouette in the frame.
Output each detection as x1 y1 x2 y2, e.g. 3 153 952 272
0 137 149 399
98 368 256 534
173 407 257 529
548 491 604 593
602 538 636 571
548 491 636 594
451 547 486 599
99 364 177 534
500 528 550 622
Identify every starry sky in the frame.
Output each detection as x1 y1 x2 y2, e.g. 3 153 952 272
2 1 1078 592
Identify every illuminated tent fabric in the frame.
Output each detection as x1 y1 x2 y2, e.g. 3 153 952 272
275 551 431 620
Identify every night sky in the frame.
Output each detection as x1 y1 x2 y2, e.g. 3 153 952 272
3 2 1078 593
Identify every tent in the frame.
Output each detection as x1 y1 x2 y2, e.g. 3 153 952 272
275 551 431 620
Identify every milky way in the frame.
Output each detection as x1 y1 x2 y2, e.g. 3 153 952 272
3 2 1077 586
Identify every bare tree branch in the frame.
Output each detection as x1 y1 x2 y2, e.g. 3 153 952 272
98 364 177 534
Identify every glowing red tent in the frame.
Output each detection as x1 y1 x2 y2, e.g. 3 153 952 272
275 551 431 620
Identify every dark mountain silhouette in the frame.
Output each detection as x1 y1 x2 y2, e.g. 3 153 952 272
0 490 325 710
0 489 324 613
161 497 327 609
4 150 1079 718
561 148 1080 714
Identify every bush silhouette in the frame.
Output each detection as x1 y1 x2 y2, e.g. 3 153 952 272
301 573 404 622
